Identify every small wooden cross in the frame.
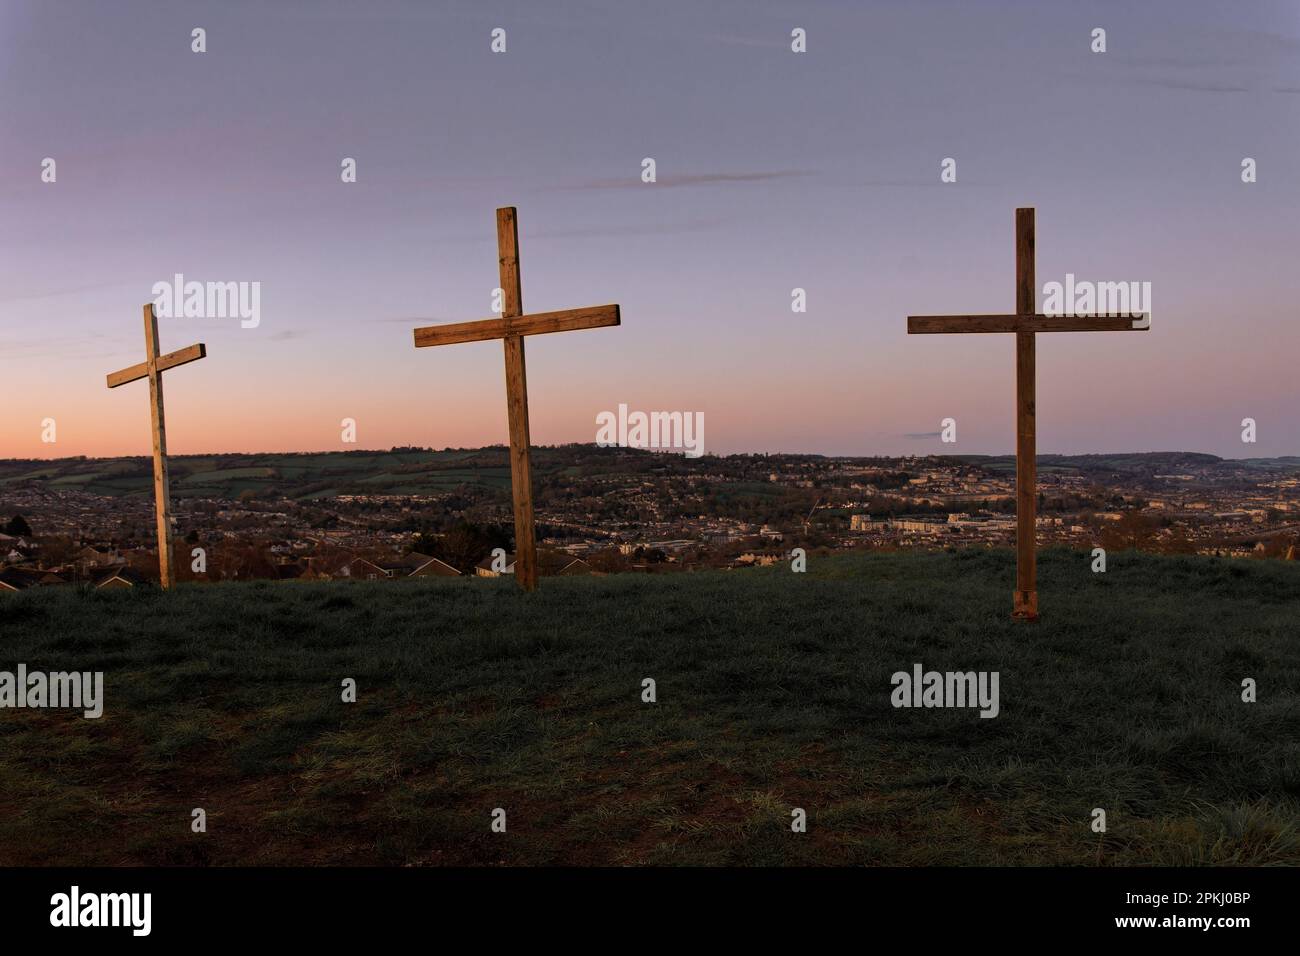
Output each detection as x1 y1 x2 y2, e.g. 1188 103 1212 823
907 208 1148 622
106 304 207 589
413 206 621 591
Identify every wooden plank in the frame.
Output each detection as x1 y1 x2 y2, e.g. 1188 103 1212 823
503 336 537 592
497 207 538 592
107 343 206 388
414 304 620 348
1013 208 1038 622
143 304 175 590
907 313 1147 334
498 206 522 319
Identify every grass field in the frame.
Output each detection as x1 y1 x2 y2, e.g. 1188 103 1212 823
0 449 529 499
1 549 1297 866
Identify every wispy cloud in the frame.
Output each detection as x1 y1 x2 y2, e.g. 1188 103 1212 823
4 330 117 362
848 179 980 189
709 34 790 50
531 217 728 239
366 315 456 326
416 217 730 247
558 170 813 191
0 281 131 306
1077 25 1300 97
418 215 728 246
1133 78 1250 93
902 431 941 440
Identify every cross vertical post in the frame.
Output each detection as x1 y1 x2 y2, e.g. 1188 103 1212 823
1014 208 1037 621
106 304 207 590
144 304 175 589
905 207 1148 621
497 207 538 591
411 206 621 592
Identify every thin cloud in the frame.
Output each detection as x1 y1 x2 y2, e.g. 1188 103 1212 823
850 180 978 188
1061 66 1255 96
902 432 942 440
1135 78 1250 93
367 315 456 326
416 217 730 246
710 34 790 50
4 330 117 362
531 217 728 239
559 170 813 191
0 281 131 305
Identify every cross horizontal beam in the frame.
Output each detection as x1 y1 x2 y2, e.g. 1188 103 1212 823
414 304 620 348
106 343 208 388
908 314 1148 334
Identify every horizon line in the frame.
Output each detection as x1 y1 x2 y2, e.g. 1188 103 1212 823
1 445 1295 465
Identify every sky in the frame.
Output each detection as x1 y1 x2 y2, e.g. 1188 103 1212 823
1 0 1298 460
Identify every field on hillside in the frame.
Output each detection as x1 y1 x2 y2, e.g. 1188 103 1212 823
1 549 1297 866
7 449 1300 501
0 449 513 499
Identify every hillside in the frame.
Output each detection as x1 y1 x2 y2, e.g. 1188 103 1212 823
0 448 515 500
1 549 1297 866
2 448 1298 501
955 452 1300 476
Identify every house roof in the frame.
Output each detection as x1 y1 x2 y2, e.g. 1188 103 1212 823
0 566 65 589
1 567 38 590
409 556 461 576
473 551 591 575
94 567 147 588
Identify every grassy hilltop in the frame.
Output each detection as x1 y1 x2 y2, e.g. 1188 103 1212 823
0 448 513 499
5 447 1300 500
1 549 1297 866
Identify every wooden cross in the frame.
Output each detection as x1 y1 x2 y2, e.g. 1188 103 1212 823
413 206 620 591
907 208 1148 622
106 304 207 589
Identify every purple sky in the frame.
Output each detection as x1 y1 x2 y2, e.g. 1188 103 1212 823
2 0 1298 459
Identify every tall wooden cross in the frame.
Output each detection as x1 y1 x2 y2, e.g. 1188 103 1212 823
106 304 207 589
413 206 620 591
907 208 1147 622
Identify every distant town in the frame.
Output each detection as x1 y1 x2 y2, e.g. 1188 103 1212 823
1 445 1298 590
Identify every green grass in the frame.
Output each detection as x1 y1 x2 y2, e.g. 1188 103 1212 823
0 449 515 499
0 549 1296 866
180 467 278 483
